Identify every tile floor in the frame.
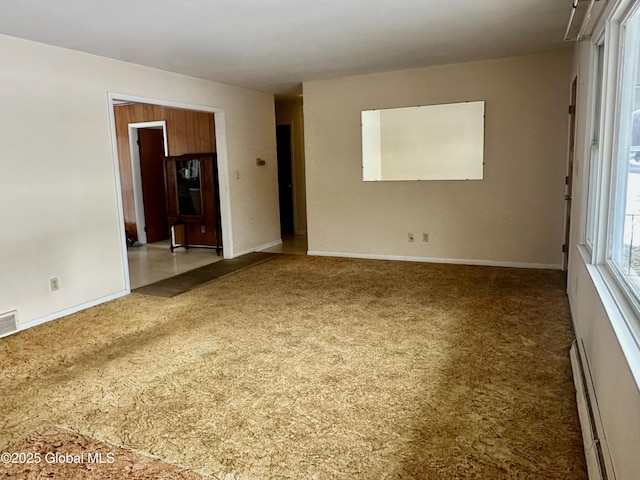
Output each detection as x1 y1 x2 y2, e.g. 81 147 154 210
128 236 307 289
261 235 308 255
127 240 223 289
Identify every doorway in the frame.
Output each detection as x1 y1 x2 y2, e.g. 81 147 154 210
108 94 235 293
128 121 170 245
137 127 168 243
276 124 294 236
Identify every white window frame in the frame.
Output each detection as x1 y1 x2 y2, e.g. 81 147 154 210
592 0 640 351
584 39 606 252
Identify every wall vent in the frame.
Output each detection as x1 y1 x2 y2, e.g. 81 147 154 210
0 310 19 339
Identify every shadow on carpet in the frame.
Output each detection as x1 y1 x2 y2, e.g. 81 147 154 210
0 256 587 479
0 429 209 479
133 252 278 297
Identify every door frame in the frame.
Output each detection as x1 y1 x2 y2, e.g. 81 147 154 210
128 121 169 245
564 76 578 277
107 92 235 293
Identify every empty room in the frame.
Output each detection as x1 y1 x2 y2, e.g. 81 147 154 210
0 1 639 479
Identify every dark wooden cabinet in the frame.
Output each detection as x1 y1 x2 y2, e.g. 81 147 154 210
164 153 222 255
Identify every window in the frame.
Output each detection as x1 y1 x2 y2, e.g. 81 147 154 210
584 0 640 371
607 3 640 302
586 43 605 250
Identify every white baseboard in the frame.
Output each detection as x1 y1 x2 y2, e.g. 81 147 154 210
235 239 282 257
18 290 129 333
307 251 562 270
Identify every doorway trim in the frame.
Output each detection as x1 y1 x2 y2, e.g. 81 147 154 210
128 121 168 245
564 76 578 280
107 92 235 293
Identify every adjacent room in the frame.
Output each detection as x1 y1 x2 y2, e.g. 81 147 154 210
0 1 639 479
111 100 225 289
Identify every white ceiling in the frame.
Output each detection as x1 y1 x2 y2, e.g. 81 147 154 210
0 0 571 96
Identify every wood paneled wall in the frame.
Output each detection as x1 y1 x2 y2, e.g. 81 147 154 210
114 103 216 239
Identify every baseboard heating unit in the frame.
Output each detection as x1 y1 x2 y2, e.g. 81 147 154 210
570 340 610 480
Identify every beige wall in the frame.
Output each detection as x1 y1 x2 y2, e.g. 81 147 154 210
303 50 571 267
568 41 640 480
275 98 307 235
0 33 279 328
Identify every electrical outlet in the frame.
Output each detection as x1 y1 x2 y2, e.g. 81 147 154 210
408 233 414 242
200 225 206 234
49 277 60 292
423 233 429 242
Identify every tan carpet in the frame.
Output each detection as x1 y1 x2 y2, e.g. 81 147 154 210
0 256 586 479
0 429 208 479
